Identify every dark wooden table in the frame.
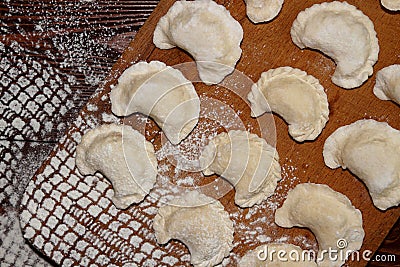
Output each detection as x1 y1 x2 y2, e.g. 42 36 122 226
0 0 399 266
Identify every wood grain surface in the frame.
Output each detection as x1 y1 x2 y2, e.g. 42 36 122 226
117 1 400 265
12 0 400 266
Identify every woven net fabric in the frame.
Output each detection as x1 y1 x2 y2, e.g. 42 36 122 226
18 93 193 266
1 1 159 265
15 38 308 267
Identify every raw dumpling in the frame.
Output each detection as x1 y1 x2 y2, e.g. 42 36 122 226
373 64 400 105
153 191 234 267
291 2 379 89
275 183 364 267
153 0 243 85
323 119 400 210
244 0 284 23
238 243 317 266
199 130 281 208
75 124 158 209
110 61 200 145
248 67 329 142
381 0 400 11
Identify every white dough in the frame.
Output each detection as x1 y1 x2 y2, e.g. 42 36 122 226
373 64 400 105
275 183 364 267
110 61 200 145
200 130 281 208
153 0 243 85
323 119 400 210
291 1 379 89
244 0 284 23
238 243 317 266
153 191 234 267
248 67 329 142
381 0 400 11
75 124 158 209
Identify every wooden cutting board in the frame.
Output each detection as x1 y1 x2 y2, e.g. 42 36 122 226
20 0 400 266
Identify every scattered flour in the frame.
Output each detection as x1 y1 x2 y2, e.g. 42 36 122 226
0 4 321 265
0 209 51 266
